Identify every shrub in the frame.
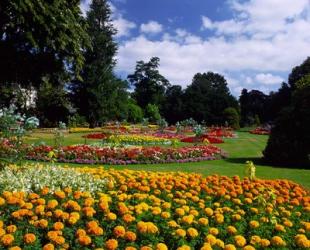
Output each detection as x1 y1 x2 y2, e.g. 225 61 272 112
263 75 310 167
223 107 240 130
145 104 161 123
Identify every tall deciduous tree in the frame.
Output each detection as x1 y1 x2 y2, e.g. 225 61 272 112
0 0 90 88
70 0 128 126
183 72 238 124
128 57 170 109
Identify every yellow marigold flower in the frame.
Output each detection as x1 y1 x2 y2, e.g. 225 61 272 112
283 220 293 227
156 243 168 250
201 243 212 250
209 227 219 236
53 222 64 231
295 234 310 248
227 226 237 235
216 239 225 248
177 245 191 250
205 234 217 246
182 215 194 224
250 208 258 214
176 208 185 216
0 197 6 206
215 214 224 224
176 229 186 237
224 244 236 250
271 236 286 246
243 245 255 250
43 243 55 250
78 235 92 246
6 225 17 233
105 239 118 250
232 214 241 221
161 211 170 219
1 234 14 246
249 220 259 229
0 228 5 237
8 247 21 250
168 220 179 228
244 198 252 204
198 217 209 226
275 224 286 232
124 231 136 242
113 226 126 238
234 235 247 247
205 207 214 216
250 235 261 245
107 212 117 220
187 227 198 238
24 233 36 244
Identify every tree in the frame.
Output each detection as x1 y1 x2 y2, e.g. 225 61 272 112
162 85 184 124
70 0 126 126
183 72 238 124
263 74 310 167
145 104 161 123
239 89 269 126
36 80 71 127
127 99 143 123
288 57 310 89
0 0 89 88
223 107 240 130
128 57 170 109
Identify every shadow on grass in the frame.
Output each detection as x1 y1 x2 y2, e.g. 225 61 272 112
224 157 270 166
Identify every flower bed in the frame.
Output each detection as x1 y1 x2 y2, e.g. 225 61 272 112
102 134 173 146
82 133 107 139
181 135 224 144
208 128 235 137
250 127 270 135
27 144 223 164
0 166 308 249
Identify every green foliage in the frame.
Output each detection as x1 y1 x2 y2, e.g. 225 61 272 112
36 80 70 127
264 74 310 168
128 57 170 109
68 114 89 128
254 114 260 126
70 0 128 126
127 101 143 123
157 118 168 132
183 72 238 125
0 0 90 87
223 107 240 130
145 104 161 123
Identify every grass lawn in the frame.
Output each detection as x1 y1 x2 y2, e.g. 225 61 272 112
25 130 310 189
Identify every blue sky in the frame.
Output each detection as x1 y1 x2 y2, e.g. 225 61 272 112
81 0 310 96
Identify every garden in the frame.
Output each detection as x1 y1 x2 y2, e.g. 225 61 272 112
0 108 309 249
1 0 310 249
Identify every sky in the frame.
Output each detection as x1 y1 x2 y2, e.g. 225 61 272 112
80 0 310 97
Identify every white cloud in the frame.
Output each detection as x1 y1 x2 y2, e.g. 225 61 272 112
201 16 213 29
255 73 284 85
113 17 136 37
140 21 163 34
115 0 310 95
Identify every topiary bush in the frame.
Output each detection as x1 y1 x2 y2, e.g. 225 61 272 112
263 75 310 168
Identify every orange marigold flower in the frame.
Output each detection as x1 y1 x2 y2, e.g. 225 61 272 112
78 235 92 246
124 231 136 242
113 226 126 238
8 246 22 250
1 234 14 246
6 225 17 233
43 243 55 250
271 236 286 246
53 222 64 231
105 239 118 250
249 220 259 229
24 233 36 244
